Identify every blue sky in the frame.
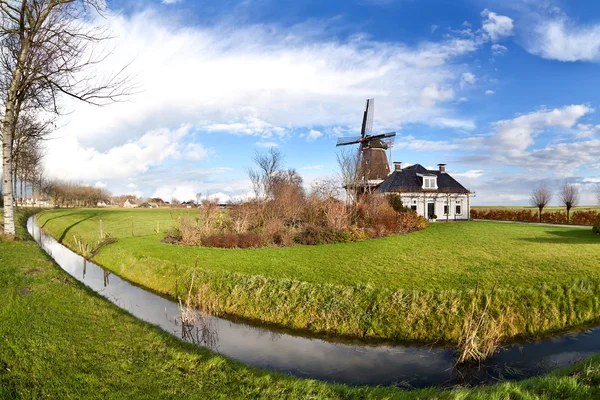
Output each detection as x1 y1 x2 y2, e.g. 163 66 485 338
41 0 600 204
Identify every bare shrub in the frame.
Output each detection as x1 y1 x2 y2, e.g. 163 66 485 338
179 217 202 246
229 201 260 233
199 199 220 236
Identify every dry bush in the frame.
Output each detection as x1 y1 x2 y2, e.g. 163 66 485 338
229 201 261 233
179 217 202 246
199 200 220 236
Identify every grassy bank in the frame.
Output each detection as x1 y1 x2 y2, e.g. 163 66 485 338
4 215 600 398
37 208 600 343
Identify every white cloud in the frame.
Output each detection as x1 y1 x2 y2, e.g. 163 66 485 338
184 143 210 161
460 72 476 88
431 25 439 33
485 90 495 95
575 123 600 138
44 125 190 181
394 135 460 151
431 117 475 130
419 84 455 106
49 10 485 154
306 129 323 141
127 183 137 189
452 170 485 179
36 8 499 197
491 43 508 56
481 9 514 42
487 105 593 152
162 0 182 4
255 141 279 148
526 17 600 62
94 181 107 189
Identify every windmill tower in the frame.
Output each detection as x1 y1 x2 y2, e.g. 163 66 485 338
336 98 396 192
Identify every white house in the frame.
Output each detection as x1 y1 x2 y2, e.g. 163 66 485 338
377 163 471 221
123 199 138 208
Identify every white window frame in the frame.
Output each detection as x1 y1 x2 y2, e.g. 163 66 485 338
422 177 438 190
455 200 462 215
443 201 449 216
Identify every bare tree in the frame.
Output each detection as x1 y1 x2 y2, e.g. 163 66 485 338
336 148 361 205
530 184 552 223
1 0 132 235
247 148 283 200
559 183 580 224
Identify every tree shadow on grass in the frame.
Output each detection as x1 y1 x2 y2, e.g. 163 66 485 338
40 210 87 229
519 229 598 244
57 213 99 243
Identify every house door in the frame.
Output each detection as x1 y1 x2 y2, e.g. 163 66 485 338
427 202 435 219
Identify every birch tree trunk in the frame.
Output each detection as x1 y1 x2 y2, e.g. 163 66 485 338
2 109 16 235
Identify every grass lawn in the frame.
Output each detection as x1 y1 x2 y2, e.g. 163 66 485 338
38 208 600 291
36 208 600 343
4 215 600 398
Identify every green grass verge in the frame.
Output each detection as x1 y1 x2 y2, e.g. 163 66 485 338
4 211 600 398
36 208 600 343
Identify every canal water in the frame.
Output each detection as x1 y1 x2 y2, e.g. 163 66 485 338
28 216 600 388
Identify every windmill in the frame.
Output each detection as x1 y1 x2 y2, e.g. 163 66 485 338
336 99 396 190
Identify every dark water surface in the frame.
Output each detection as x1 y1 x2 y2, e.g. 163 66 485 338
28 216 600 388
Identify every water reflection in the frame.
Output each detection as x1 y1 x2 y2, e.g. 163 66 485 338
27 216 600 388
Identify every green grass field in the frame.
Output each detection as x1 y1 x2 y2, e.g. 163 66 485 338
38 208 600 291
4 211 600 400
35 208 600 344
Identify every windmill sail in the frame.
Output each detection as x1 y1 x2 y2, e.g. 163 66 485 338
360 98 374 137
336 136 363 146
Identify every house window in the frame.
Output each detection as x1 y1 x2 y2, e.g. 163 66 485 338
411 205 417 211
455 201 462 215
444 204 449 215
423 177 437 189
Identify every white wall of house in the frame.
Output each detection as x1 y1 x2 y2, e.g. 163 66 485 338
395 193 470 221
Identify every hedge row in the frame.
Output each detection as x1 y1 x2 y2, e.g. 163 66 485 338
470 209 598 225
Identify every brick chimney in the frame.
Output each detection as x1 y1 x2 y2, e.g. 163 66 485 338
438 163 446 173
393 161 402 171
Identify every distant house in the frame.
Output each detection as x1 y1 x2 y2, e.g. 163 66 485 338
97 200 111 207
139 202 158 209
377 163 471 221
124 199 138 208
181 201 195 209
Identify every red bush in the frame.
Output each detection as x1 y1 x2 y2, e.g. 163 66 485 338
470 208 598 225
571 211 599 226
201 232 263 249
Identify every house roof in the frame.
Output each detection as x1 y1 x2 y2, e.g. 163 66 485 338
377 164 470 194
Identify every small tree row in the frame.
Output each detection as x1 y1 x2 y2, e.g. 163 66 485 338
530 183 586 224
